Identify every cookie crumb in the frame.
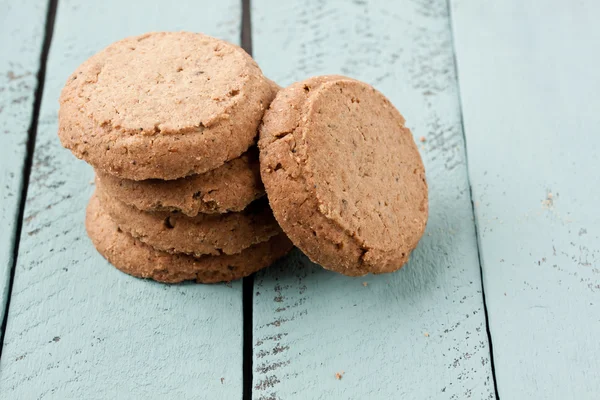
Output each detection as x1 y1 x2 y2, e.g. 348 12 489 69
542 192 554 208
362 282 368 287
335 371 345 380
220 378 225 384
419 136 426 142
424 332 429 337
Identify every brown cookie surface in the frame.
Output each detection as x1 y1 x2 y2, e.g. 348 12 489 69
59 32 275 180
259 75 428 276
96 183 281 257
86 194 293 283
96 147 264 216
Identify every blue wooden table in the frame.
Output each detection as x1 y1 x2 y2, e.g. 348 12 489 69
1 0 598 398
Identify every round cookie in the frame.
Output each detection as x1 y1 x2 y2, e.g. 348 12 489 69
95 147 264 216
96 183 281 257
265 78 282 96
59 31 276 180
259 75 428 276
86 194 293 283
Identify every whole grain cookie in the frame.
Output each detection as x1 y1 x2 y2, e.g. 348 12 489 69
96 183 281 257
96 147 264 216
259 75 428 276
59 32 276 180
86 194 293 283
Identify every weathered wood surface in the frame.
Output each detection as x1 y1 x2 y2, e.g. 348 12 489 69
451 1 600 398
251 1 494 398
0 0 48 332
0 1 246 398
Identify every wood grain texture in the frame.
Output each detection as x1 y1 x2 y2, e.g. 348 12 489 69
0 0 48 332
450 1 600 398
251 1 494 398
0 1 245 398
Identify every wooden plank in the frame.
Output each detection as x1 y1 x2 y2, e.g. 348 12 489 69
0 1 246 398
251 1 495 398
450 1 600 398
0 0 48 332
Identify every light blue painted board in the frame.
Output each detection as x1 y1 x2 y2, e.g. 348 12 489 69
450 1 600 399
252 1 494 398
0 1 245 398
0 0 48 332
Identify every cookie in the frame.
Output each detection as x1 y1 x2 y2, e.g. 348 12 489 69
259 75 428 276
86 194 293 283
59 32 276 180
266 78 282 95
96 182 281 257
95 147 264 216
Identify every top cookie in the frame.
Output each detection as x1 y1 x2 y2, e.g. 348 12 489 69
259 75 428 276
59 32 275 180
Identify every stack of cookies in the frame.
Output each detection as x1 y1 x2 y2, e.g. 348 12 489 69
58 32 293 283
59 31 430 282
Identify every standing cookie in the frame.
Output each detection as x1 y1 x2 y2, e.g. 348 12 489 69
59 32 275 180
259 75 428 276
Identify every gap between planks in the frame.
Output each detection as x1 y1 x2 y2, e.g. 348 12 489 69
241 0 254 399
0 0 59 360
446 0 499 398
